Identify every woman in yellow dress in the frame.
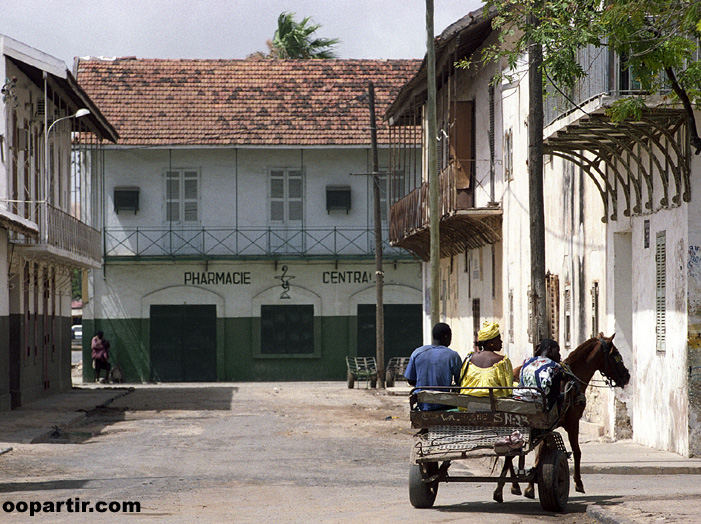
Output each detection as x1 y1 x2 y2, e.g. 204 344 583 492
460 321 513 397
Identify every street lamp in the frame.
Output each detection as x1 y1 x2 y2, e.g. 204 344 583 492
43 108 90 238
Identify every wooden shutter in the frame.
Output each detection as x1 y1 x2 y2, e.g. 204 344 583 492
656 231 666 352
546 273 560 340
451 101 473 189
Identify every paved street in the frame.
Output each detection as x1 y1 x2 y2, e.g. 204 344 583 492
0 382 700 523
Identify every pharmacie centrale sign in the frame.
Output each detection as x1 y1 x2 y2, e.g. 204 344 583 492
182 269 374 286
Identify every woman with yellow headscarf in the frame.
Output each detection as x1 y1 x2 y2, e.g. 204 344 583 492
459 321 513 398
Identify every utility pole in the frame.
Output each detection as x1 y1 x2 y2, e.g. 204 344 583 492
426 0 440 328
528 12 547 348
368 82 385 388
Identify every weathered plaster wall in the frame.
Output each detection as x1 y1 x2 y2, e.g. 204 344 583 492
687 147 701 456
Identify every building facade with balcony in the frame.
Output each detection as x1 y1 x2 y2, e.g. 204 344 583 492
75 57 423 382
388 7 700 455
0 35 116 409
541 45 701 455
386 11 504 355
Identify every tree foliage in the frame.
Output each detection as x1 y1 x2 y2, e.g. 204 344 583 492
481 0 701 152
249 12 339 59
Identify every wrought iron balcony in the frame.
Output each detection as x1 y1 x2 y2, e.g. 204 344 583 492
104 226 412 260
9 203 101 266
389 161 501 261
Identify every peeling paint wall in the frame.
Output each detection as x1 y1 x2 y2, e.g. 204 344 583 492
688 237 701 456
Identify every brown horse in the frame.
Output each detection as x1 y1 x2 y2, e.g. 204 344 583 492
494 333 630 502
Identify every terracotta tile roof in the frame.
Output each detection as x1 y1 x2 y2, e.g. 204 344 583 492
74 58 421 147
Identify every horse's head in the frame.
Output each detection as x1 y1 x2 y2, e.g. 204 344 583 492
597 333 630 388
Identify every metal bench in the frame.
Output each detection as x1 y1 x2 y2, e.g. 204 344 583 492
345 356 377 389
385 356 411 387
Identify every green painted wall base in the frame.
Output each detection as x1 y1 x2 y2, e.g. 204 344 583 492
84 316 355 382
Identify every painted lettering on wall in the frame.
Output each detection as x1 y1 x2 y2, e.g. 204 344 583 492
184 271 251 285
322 271 374 284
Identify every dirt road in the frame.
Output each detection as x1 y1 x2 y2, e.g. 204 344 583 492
0 382 602 523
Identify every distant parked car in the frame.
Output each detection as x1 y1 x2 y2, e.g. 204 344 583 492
71 325 83 341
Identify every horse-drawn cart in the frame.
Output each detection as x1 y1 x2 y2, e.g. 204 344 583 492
409 387 570 512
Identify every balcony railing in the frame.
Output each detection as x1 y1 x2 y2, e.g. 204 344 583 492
389 161 467 242
9 203 101 264
104 226 411 259
544 44 674 126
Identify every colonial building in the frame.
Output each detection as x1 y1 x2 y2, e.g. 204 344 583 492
387 8 700 455
75 57 423 382
0 35 116 408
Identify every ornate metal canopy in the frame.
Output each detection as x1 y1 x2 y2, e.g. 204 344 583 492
544 108 690 222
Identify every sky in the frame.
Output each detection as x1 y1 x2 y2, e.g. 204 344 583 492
2 0 485 68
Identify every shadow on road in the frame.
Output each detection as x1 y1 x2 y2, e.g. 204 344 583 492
433 494 625 516
112 386 239 411
0 479 90 493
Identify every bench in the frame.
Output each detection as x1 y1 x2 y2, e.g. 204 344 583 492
345 356 378 389
385 356 411 387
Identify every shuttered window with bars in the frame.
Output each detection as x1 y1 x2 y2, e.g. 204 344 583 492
591 281 600 338
563 284 572 348
546 273 560 341
656 231 666 352
508 290 514 344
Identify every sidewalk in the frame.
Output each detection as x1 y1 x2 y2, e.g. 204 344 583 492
0 385 131 446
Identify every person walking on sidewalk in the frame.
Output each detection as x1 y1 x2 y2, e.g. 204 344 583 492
91 331 111 383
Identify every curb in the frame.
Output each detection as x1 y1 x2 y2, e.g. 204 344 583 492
581 464 701 475
587 505 637 524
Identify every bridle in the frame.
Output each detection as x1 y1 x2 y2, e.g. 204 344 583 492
562 337 627 389
598 337 628 387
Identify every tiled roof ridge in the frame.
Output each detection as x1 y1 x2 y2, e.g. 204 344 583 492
78 56 417 63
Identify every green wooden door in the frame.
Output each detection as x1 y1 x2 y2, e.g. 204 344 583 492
357 304 422 365
150 305 217 381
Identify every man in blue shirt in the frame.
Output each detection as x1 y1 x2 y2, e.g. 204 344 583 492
404 323 462 410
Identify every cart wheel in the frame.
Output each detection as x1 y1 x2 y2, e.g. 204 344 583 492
537 448 569 512
409 462 439 508
347 370 354 389
385 372 395 388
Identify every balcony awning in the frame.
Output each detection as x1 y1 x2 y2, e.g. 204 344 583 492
544 107 690 221
391 208 502 262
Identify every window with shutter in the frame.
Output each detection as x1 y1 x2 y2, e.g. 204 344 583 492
564 285 572 348
269 169 304 224
268 168 305 253
508 290 514 344
656 231 666 352
591 281 599 338
546 273 560 340
165 169 199 224
504 129 514 181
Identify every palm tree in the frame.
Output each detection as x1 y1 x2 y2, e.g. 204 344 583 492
270 12 339 59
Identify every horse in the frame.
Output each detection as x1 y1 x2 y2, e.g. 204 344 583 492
493 333 630 502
